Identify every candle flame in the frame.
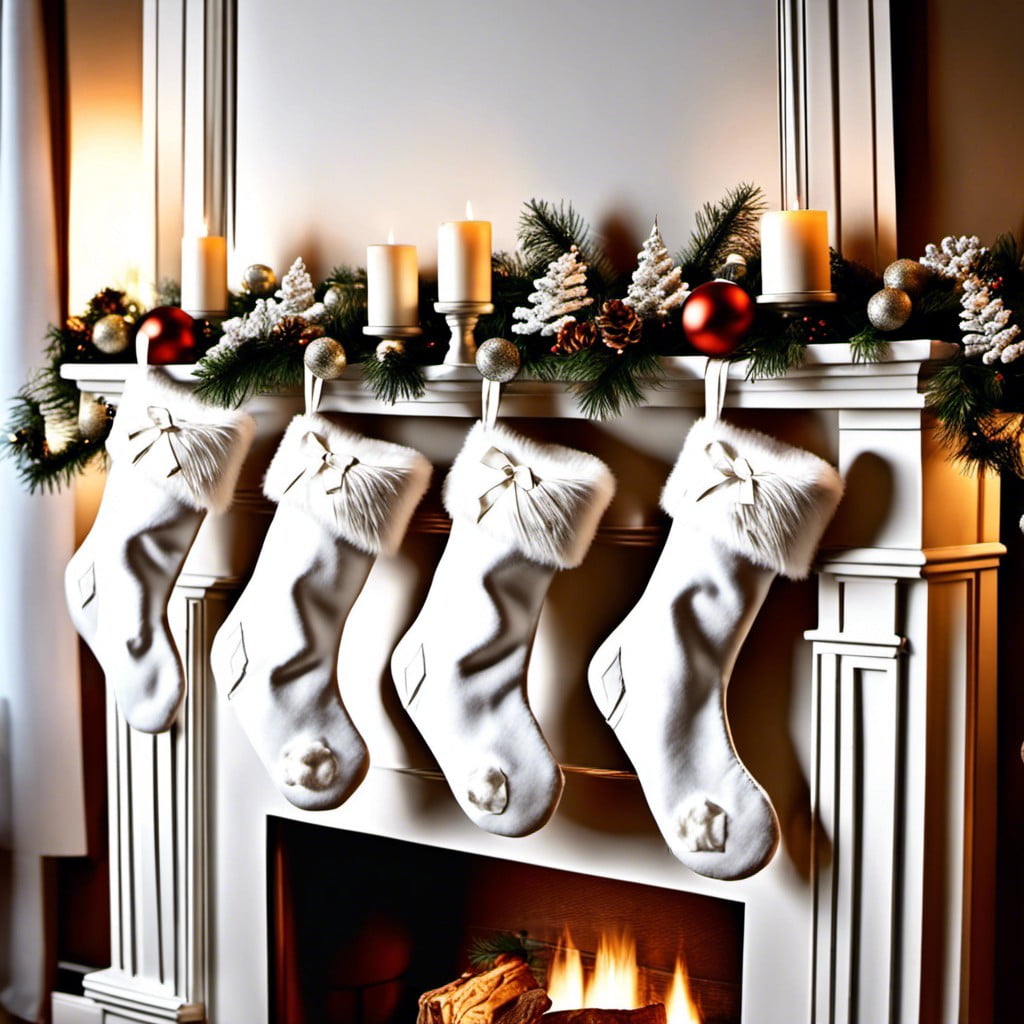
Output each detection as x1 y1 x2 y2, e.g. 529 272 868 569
387 228 395 244
788 200 801 212
200 219 209 237
465 199 474 220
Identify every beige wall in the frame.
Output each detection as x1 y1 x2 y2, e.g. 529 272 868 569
895 0 1024 251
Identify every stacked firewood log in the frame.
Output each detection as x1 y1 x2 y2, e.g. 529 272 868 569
417 956 667 1024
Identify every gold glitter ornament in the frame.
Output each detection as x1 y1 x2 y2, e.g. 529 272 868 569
883 259 932 299
867 287 913 331
242 263 278 297
91 313 131 355
302 336 348 380
78 393 114 441
475 338 521 382
376 339 406 359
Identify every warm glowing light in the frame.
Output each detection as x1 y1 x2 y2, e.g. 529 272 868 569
587 932 639 1009
547 930 641 1011
465 199 474 219
788 199 801 212
547 930 585 1011
665 958 702 1024
387 228 396 244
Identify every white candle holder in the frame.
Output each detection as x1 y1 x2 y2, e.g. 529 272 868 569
434 300 494 366
757 290 838 310
362 325 423 344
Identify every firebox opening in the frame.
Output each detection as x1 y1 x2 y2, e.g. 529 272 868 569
269 818 744 1023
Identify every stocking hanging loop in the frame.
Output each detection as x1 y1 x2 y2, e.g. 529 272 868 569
704 359 730 421
481 378 502 431
303 365 324 416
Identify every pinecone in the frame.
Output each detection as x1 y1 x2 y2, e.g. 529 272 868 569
552 319 598 355
270 315 325 347
597 299 642 353
88 287 128 318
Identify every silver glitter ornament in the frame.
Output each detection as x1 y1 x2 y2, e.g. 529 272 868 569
91 313 130 355
867 287 912 331
243 263 278 297
376 339 405 359
475 337 521 383
78 393 113 441
883 258 932 299
302 337 348 379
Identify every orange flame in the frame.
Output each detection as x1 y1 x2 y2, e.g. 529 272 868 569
665 957 702 1024
546 930 700 1022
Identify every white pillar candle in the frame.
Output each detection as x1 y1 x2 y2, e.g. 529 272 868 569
437 202 492 303
366 240 419 327
180 231 228 317
760 209 831 296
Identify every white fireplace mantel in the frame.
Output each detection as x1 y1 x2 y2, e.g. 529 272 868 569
54 342 999 1024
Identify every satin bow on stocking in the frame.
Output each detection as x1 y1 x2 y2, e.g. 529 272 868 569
283 432 359 521
477 446 537 522
696 440 764 505
128 406 184 477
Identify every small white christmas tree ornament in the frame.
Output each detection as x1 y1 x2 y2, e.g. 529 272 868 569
213 257 328 356
276 256 317 312
960 276 1023 364
623 220 689 320
511 245 594 337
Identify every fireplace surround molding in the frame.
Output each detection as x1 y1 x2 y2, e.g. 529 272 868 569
52 342 999 1024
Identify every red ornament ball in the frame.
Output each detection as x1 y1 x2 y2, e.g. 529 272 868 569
135 306 197 364
681 280 755 356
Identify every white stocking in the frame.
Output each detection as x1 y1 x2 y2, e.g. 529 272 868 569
588 416 843 879
64 367 255 733
210 413 431 811
391 421 615 837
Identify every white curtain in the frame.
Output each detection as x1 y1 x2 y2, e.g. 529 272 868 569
0 0 88 1018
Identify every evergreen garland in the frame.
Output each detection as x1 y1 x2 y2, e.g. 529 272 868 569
9 188 1024 490
926 359 1024 476
3 289 138 491
191 330 308 407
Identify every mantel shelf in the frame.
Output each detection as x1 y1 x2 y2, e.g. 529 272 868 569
61 339 956 419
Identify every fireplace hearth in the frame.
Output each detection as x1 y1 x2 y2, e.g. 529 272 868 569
270 820 743 1024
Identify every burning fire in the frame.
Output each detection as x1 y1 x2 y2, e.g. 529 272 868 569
547 929 702 1023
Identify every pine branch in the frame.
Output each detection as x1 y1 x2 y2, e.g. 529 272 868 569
560 345 664 419
926 359 1024 476
517 199 614 294
849 326 890 363
466 931 546 984
361 348 426 403
735 326 807 380
192 336 305 407
676 182 767 284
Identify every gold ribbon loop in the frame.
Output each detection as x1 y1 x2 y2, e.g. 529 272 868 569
283 431 359 497
696 440 760 505
478 446 537 521
128 405 183 477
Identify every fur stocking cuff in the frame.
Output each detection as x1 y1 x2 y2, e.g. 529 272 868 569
661 418 843 579
443 421 615 569
263 414 432 555
106 367 256 513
